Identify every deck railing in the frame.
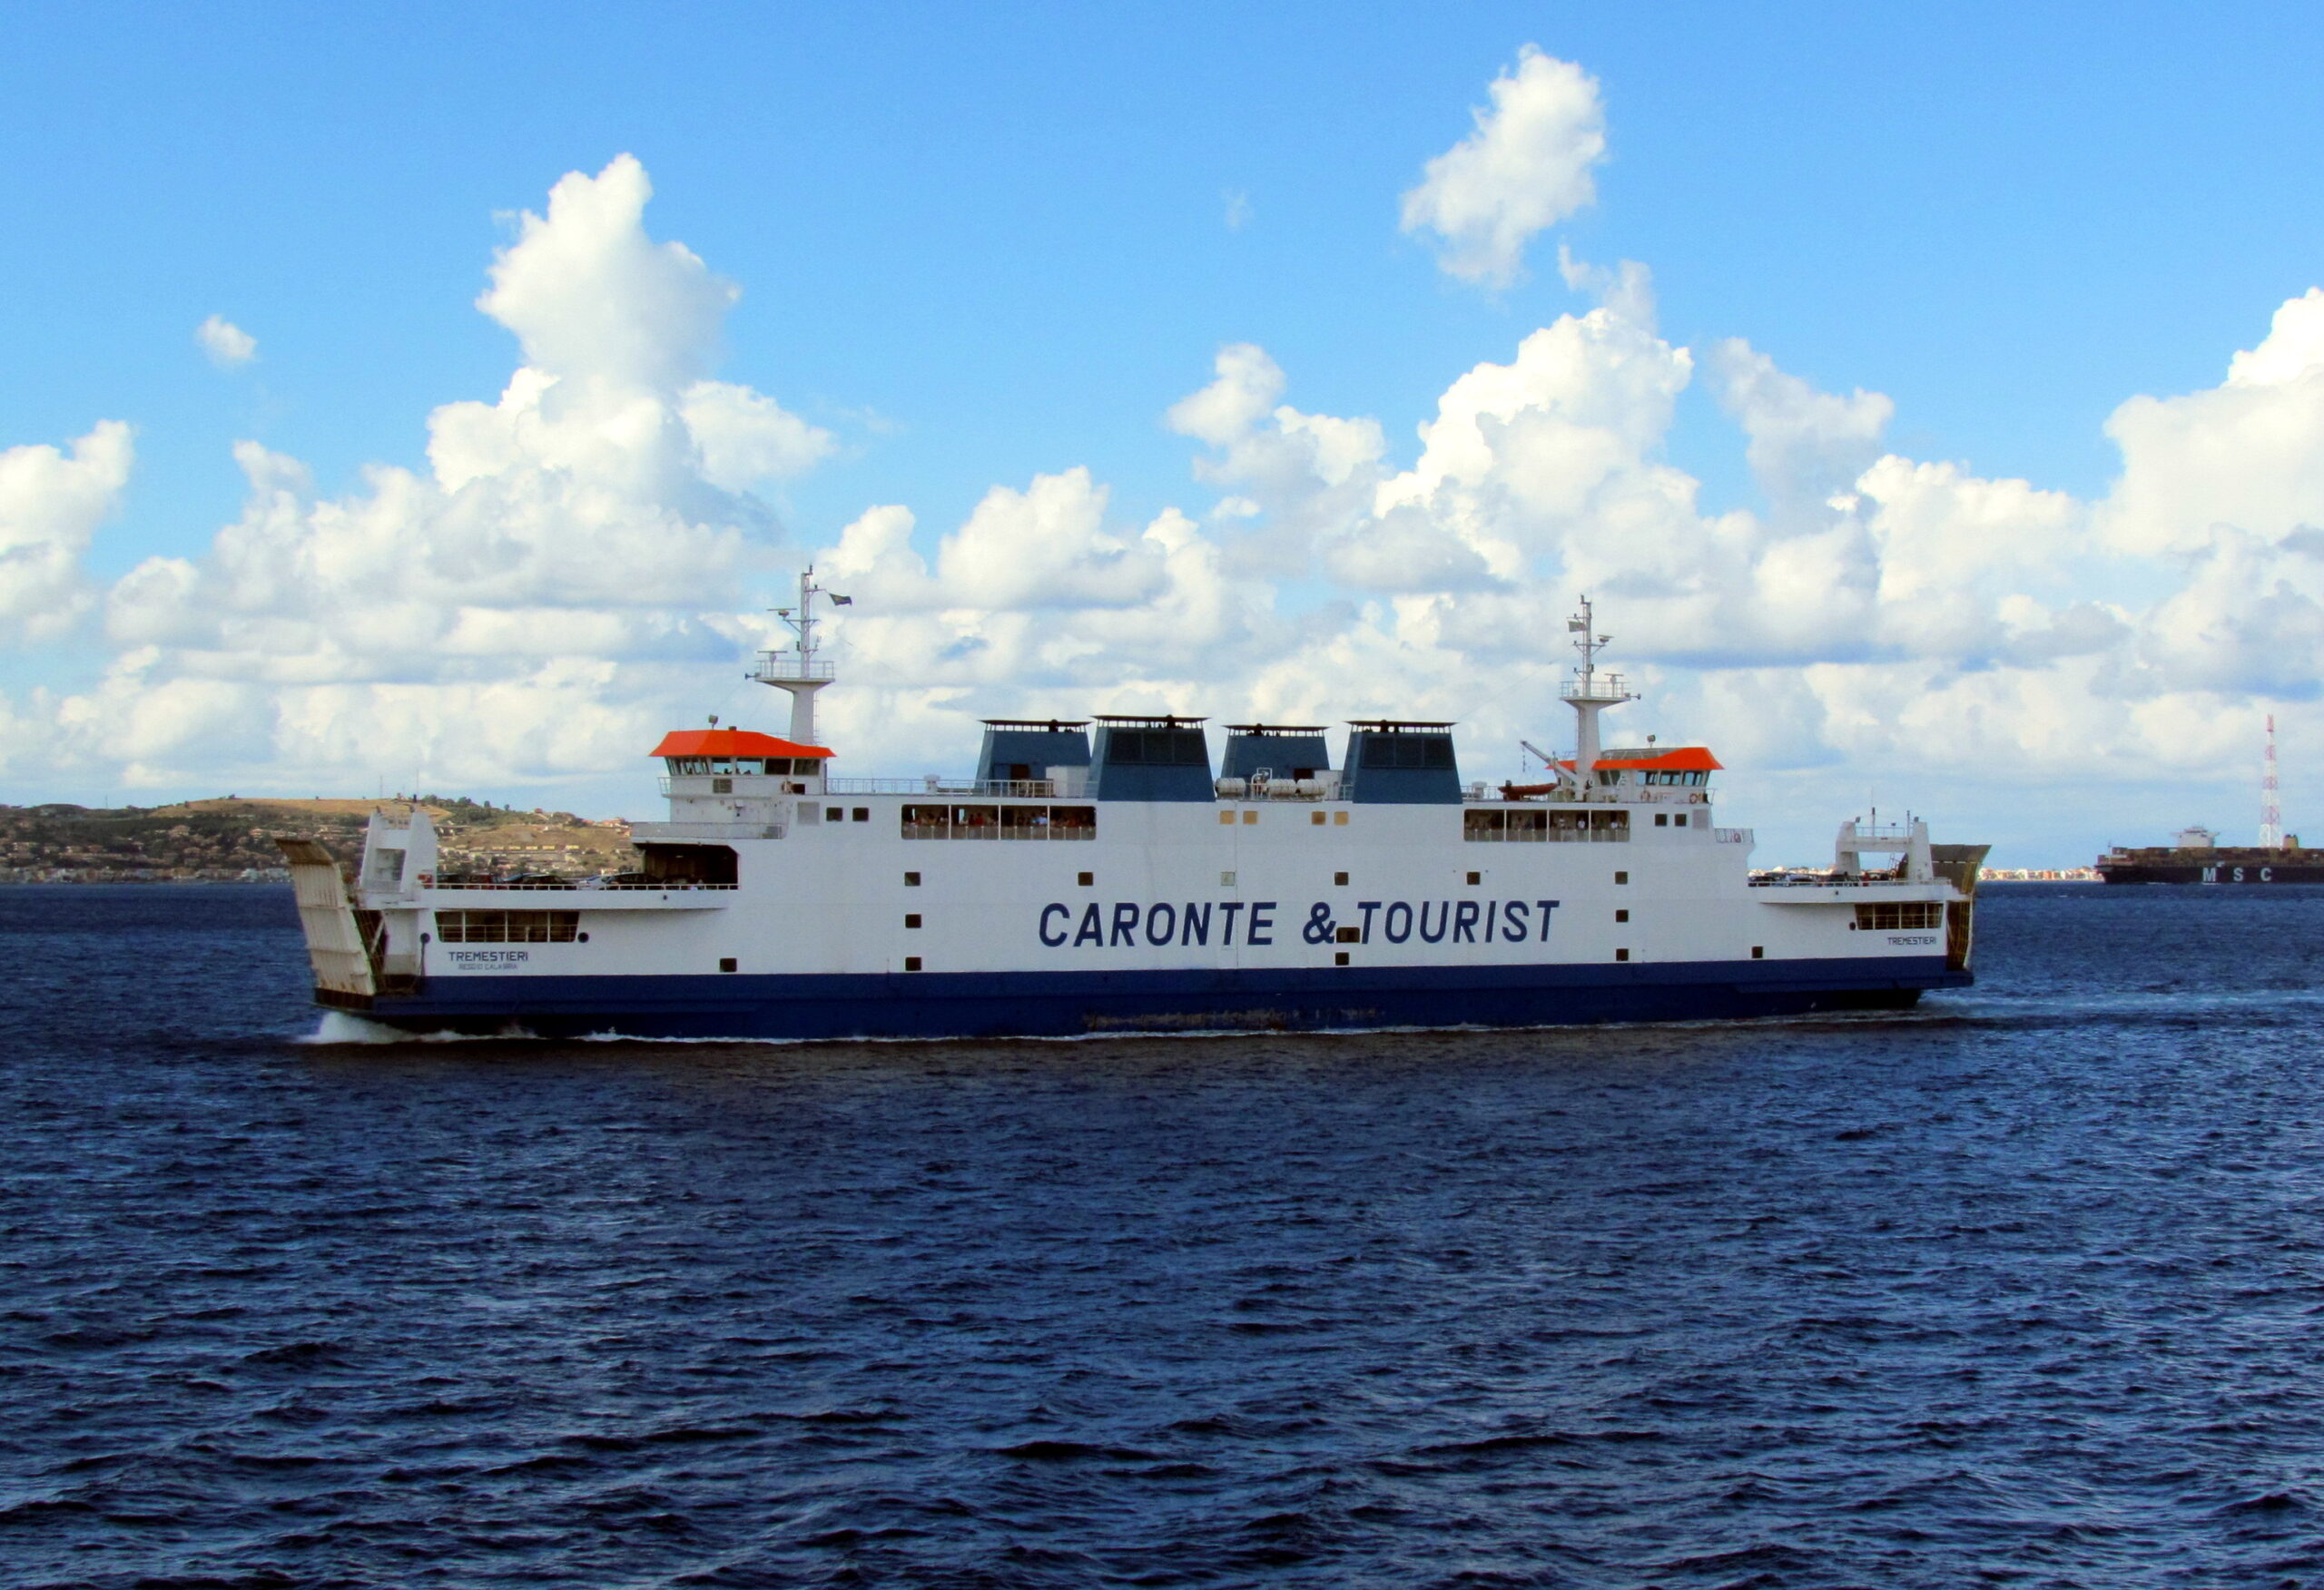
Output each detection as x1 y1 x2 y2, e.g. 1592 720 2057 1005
751 653 837 682
629 821 785 841
422 879 741 892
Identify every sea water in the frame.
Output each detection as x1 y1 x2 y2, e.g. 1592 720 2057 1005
2 882 2320 1587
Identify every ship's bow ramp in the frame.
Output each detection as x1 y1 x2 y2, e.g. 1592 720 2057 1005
1931 843 1993 972
277 838 377 1006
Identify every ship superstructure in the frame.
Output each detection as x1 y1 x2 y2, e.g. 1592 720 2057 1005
284 594 1987 1039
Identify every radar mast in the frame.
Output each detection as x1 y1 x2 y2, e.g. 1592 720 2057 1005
1559 594 1636 799
751 565 850 745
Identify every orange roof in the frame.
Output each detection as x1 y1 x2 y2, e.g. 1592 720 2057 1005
649 729 833 760
1559 746 1723 772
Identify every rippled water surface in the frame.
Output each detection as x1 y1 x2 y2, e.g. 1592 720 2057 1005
5 882 2324 1587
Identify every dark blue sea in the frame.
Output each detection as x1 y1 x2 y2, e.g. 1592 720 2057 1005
4 883 2322 1588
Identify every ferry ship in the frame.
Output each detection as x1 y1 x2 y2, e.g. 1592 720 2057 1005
283 587 1988 1040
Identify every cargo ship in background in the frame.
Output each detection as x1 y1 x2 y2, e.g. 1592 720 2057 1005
282 587 1988 1041
2097 715 2324 884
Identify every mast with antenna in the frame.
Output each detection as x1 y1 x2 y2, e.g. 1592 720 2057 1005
2262 713 2283 850
750 564 851 745
1558 594 1636 798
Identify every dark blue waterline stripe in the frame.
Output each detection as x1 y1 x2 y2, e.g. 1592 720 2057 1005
339 957 1966 1041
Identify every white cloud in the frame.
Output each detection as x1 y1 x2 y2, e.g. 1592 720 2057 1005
0 422 133 644
476 154 734 390
1167 343 1387 574
12 156 828 792
1401 45 1607 288
680 380 835 490
1708 338 1893 532
2102 288 2324 556
15 116 2324 863
196 315 257 368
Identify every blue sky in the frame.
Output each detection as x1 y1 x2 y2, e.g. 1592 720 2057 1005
6 4 2324 862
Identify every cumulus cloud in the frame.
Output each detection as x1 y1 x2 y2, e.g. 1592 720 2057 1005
13 94 2324 861
196 315 257 368
1167 343 1387 573
1708 339 1892 532
680 381 834 490
477 154 734 391
2102 287 2324 556
13 156 831 792
1138 268 2324 817
1401 46 1607 288
0 422 133 644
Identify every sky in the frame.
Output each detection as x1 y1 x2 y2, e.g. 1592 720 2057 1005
6 3 2324 865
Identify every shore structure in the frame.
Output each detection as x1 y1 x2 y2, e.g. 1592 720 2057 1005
283 592 1988 1040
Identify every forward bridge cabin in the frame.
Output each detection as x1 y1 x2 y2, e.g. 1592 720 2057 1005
283 589 1985 1039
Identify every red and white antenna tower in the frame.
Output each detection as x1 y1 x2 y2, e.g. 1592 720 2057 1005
2261 714 2283 850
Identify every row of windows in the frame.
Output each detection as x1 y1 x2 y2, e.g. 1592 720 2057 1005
1638 770 1709 786
1463 810 1631 841
901 804 1099 839
1855 902 1943 930
436 910 581 943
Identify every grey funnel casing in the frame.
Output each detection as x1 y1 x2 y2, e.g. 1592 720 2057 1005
1089 719 1214 802
976 721 1092 786
1220 726 1331 783
1340 723 1462 805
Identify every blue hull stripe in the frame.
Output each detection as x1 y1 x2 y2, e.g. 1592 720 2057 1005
346 957 1968 1040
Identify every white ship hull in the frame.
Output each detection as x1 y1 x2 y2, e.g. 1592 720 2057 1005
282 594 1981 1041
293 797 1974 1040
